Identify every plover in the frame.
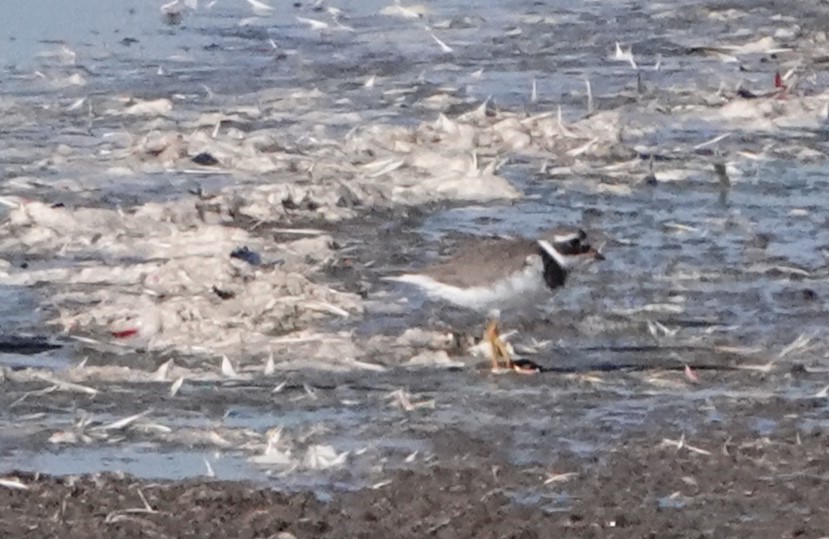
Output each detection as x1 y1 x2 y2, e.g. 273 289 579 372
388 229 604 372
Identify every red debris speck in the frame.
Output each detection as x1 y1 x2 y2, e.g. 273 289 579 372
112 328 139 339
774 71 784 88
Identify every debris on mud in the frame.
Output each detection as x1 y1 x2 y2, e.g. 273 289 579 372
3 413 829 538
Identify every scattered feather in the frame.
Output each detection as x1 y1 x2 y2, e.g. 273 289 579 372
430 32 453 53
684 365 700 383
264 352 276 375
614 42 637 69
303 445 348 469
247 0 274 16
221 355 238 378
0 477 28 490
170 376 185 397
154 359 173 381
297 16 329 30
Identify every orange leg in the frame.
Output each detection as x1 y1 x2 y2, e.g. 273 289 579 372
484 319 511 370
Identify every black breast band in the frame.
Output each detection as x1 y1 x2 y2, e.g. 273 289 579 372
537 245 568 290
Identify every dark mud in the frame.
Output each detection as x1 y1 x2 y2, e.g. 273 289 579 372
3 348 829 537
3 411 828 539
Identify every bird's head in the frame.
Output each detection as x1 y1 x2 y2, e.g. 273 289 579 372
537 229 605 270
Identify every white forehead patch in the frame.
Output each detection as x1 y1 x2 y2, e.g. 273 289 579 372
551 231 581 243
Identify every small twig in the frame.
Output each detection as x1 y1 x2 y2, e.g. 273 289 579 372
425 516 455 535
543 472 578 485
660 434 712 455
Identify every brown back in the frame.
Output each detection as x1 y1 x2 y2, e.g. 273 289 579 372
420 238 539 288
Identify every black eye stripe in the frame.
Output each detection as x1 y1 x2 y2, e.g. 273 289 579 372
554 239 592 256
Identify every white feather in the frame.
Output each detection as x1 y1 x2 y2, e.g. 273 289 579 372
551 231 581 243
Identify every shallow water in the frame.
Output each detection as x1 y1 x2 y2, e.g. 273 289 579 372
2 0 829 486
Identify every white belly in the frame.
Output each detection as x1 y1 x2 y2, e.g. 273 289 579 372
391 262 550 314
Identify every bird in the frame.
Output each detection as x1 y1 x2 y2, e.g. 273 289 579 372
387 228 605 373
